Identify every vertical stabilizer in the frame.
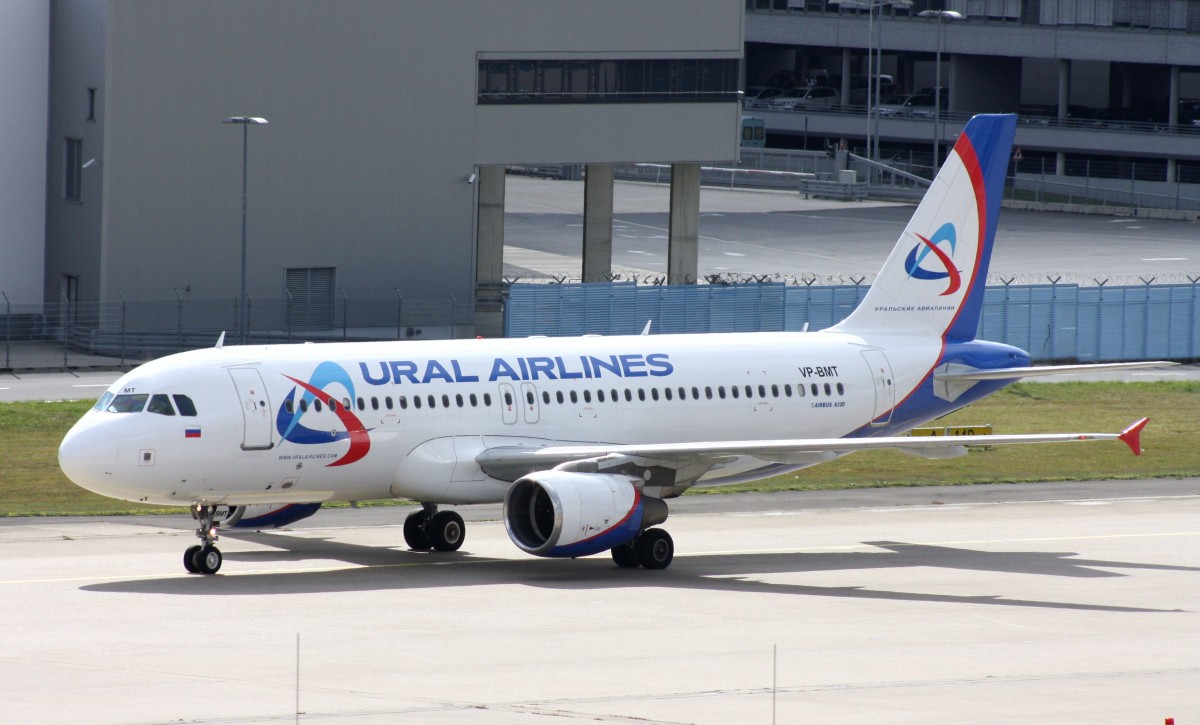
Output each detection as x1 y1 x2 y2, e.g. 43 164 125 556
830 114 1016 341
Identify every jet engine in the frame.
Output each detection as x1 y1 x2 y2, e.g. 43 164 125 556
503 471 667 558
221 502 322 529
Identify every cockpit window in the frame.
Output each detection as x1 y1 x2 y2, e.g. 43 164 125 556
93 392 115 412
173 394 198 417
148 394 176 416
107 394 148 413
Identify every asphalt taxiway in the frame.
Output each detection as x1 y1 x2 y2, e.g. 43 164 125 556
2 480 1197 723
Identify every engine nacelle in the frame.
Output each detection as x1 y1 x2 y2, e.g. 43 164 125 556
221 503 322 529
503 471 667 558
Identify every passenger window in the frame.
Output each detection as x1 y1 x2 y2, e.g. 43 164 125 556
651 388 659 401
556 390 565 404
611 389 618 402
771 384 779 397
357 397 365 411
300 399 309 412
430 395 438 409
504 391 513 406
542 391 550 404
811 384 819 396
664 388 672 401
797 384 806 397
731 386 739 399
570 390 578 404
638 389 646 401
470 393 478 407
624 389 632 402
386 396 394 410
583 390 591 403
414 396 422 409
441 394 449 408
147 394 175 416
526 391 535 405
824 383 832 396
484 393 492 406
597 390 605 403
758 385 766 398
784 384 792 397
314 399 323 412
745 385 753 398
705 386 713 400
837 383 845 395
692 387 699 400
172 394 197 416
371 397 379 410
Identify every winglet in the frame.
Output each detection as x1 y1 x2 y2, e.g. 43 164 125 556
1118 417 1149 456
215 331 226 349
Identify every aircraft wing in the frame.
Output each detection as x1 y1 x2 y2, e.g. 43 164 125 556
531 418 1149 465
936 361 1178 381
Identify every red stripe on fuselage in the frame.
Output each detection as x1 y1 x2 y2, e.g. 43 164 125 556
284 375 371 466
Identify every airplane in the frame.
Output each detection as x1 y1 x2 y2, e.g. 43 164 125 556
59 113 1164 576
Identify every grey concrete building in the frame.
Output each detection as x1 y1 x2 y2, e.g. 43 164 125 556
0 2 49 308
44 0 742 340
743 0 1200 185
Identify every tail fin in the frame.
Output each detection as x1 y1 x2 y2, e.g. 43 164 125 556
830 114 1016 341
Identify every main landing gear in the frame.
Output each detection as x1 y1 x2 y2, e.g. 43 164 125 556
403 503 466 552
183 504 223 575
610 528 674 570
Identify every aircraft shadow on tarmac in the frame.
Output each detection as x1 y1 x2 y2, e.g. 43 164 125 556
81 532 1195 613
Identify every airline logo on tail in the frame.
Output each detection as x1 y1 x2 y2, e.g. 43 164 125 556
904 222 960 296
276 361 372 466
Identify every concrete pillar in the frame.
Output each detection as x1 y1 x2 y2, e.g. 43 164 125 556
1169 65 1181 126
474 165 506 337
1056 59 1070 177
582 164 614 283
1057 59 1071 120
840 48 852 109
667 163 700 285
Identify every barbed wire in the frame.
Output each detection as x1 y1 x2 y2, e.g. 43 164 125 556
503 271 1200 287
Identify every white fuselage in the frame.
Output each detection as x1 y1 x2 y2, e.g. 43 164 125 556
59 330 944 508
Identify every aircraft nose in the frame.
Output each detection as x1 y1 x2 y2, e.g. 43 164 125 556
58 419 118 495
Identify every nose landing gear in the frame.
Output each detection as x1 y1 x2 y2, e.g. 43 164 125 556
183 504 223 575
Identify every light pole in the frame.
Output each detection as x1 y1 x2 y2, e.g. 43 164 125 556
832 0 911 166
918 10 964 172
223 116 269 345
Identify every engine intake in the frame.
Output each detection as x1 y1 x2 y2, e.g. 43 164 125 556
504 471 667 558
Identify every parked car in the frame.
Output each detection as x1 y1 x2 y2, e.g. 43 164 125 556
876 93 940 117
743 86 789 109
846 75 895 106
766 86 840 111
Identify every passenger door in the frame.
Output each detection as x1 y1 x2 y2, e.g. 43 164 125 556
228 367 274 450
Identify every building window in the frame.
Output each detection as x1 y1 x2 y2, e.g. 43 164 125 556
64 138 83 202
477 58 740 105
284 267 335 330
87 87 97 122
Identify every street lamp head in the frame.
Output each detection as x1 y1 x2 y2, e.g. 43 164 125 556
223 116 269 125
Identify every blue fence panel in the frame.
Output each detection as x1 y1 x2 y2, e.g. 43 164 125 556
506 282 1200 361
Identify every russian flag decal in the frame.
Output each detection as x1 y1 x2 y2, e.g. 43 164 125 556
185 428 202 439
